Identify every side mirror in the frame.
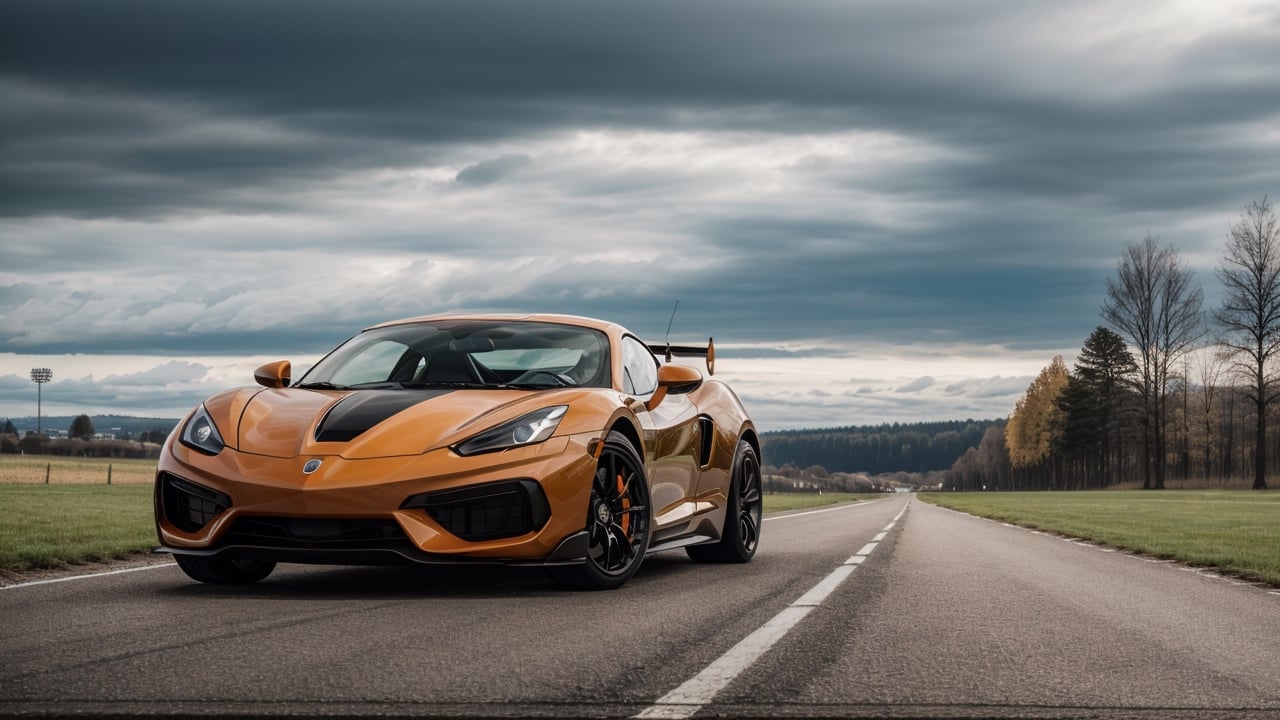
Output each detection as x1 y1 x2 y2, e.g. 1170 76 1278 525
254 360 291 388
645 364 703 411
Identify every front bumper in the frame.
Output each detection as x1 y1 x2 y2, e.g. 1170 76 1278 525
154 432 598 565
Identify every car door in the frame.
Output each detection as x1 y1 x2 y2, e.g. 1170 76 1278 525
620 335 702 529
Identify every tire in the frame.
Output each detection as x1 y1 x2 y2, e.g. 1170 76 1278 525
174 553 276 585
687 439 762 564
548 431 651 590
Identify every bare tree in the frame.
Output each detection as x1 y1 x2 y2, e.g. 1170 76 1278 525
1193 346 1227 483
1215 197 1280 490
1102 234 1204 489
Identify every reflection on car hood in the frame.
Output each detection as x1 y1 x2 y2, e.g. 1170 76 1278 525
202 386 557 459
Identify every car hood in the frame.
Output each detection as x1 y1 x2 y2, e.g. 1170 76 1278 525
202 386 564 459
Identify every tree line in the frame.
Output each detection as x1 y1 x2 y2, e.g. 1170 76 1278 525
764 420 1002 474
1 415 169 458
948 197 1278 491
0 433 163 459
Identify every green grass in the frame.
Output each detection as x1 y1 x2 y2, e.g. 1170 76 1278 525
762 492 865 513
0 484 158 572
921 490 1280 586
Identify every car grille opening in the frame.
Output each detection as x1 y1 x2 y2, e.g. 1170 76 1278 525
221 517 409 549
403 480 550 542
159 473 231 533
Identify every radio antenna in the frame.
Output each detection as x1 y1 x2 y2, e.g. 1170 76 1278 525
664 300 680 343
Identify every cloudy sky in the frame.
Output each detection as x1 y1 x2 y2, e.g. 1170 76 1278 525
2 0 1278 431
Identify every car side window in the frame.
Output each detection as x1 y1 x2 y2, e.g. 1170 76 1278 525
621 336 659 396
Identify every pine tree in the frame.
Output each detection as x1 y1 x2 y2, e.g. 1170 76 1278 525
1067 327 1138 486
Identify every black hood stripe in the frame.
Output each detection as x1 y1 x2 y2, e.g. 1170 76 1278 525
314 389 453 443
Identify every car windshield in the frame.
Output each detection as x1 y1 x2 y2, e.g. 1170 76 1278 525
296 320 611 390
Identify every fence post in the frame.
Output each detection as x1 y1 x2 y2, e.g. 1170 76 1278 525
107 464 113 485
45 463 50 484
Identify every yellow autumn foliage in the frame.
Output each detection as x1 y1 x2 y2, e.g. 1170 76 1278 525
1005 356 1069 468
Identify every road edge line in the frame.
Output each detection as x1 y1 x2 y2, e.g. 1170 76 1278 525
0 563 176 591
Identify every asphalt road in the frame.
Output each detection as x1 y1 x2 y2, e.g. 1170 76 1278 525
2 496 1279 719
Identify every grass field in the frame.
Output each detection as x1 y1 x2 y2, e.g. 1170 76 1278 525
921 490 1280 586
0 454 156 484
0 484 157 572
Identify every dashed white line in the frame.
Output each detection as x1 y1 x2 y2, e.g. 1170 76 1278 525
791 566 856 607
636 501 909 719
634 606 815 719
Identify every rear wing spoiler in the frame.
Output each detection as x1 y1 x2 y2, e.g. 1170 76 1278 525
647 338 715 376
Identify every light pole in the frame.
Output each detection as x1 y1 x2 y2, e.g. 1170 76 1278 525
30 368 52 436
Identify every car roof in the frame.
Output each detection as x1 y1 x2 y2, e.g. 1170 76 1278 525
364 313 627 336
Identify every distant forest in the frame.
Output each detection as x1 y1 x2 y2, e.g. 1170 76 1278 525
3 415 178 439
762 420 1003 474
1 415 178 458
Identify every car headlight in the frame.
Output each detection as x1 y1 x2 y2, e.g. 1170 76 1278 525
453 405 568 456
180 404 226 455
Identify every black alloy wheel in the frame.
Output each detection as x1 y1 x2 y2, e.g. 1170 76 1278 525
687 439 762 563
549 431 651 590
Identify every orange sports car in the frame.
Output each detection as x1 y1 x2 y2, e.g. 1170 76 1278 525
155 314 761 590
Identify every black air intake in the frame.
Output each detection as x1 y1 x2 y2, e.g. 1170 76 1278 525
221 517 408 549
403 480 550 542
160 473 231 533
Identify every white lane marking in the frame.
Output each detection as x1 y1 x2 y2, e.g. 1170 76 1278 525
872 532 887 542
635 605 815 718
0 562 175 591
635 498 910 719
791 566 855 607
763 501 884 523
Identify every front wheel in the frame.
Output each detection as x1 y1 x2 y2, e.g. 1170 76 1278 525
687 439 762 563
174 553 276 585
548 431 651 590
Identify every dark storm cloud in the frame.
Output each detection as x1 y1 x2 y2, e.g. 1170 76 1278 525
455 155 533 186
2 0 1279 427
4 0 1276 221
